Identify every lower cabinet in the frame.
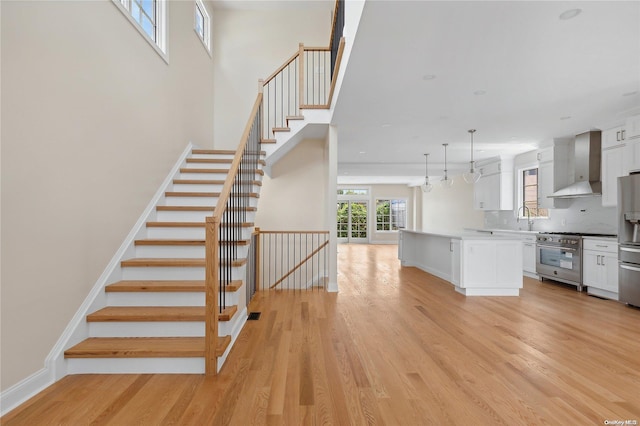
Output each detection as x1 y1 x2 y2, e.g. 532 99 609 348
451 239 460 286
583 238 618 300
522 240 536 275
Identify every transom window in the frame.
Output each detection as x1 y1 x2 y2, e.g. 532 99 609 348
337 188 368 195
194 0 211 52
113 0 167 60
376 199 407 231
521 168 548 218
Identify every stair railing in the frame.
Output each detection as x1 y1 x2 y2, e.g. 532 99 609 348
249 229 329 292
205 93 262 375
260 0 346 141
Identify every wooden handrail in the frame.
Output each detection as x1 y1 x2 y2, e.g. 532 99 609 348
328 0 340 47
263 51 300 85
269 240 329 289
303 46 331 51
212 93 263 223
326 37 345 107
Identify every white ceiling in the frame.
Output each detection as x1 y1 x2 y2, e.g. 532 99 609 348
332 0 640 185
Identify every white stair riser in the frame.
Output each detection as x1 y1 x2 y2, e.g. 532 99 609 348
179 172 230 180
121 266 245 281
156 210 215 222
89 322 204 338
164 196 218 207
106 292 205 306
182 162 231 170
146 227 254 240
172 183 224 192
190 154 235 160
66 358 204 374
135 245 205 258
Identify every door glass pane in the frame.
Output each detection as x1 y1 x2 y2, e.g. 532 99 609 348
337 202 348 238
350 202 367 239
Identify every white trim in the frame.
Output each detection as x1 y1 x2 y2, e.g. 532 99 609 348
194 0 212 57
111 0 169 64
0 368 52 417
0 143 195 417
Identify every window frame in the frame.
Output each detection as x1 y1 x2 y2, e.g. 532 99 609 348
517 165 549 219
375 198 408 232
112 0 168 64
194 0 212 55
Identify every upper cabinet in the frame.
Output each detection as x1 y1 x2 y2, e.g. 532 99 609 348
537 143 571 209
625 115 640 140
473 158 513 211
625 116 640 174
602 125 626 150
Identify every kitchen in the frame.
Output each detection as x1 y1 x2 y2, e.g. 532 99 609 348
400 121 640 306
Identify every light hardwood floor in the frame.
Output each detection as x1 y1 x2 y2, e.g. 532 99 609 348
3 244 640 425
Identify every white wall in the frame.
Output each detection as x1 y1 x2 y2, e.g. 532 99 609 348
420 175 485 232
255 139 328 230
370 184 414 244
212 6 332 150
1 0 215 391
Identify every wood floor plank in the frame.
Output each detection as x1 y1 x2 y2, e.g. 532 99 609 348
5 245 640 425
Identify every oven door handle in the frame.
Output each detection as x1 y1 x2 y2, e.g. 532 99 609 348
620 264 640 272
537 244 578 252
620 246 640 253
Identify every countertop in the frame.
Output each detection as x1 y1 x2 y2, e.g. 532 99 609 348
464 228 539 235
401 229 522 241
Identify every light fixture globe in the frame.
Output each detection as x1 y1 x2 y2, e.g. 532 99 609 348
463 129 482 184
440 143 453 189
421 153 433 193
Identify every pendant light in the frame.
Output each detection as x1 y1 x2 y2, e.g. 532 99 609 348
463 129 482 183
441 143 454 189
421 154 433 193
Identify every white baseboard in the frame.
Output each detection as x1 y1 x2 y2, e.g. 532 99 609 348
0 368 52 417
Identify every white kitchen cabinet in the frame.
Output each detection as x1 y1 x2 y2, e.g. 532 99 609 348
602 125 627 150
473 159 513 211
625 139 640 174
584 238 618 300
460 240 522 294
537 143 570 209
601 146 625 207
625 115 640 140
522 240 536 275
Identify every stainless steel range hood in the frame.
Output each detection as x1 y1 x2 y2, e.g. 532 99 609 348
548 131 602 199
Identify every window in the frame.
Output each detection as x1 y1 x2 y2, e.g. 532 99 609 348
337 188 368 195
113 0 167 61
376 199 407 231
194 0 211 53
520 167 548 218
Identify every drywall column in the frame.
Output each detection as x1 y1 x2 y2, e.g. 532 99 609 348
326 126 338 292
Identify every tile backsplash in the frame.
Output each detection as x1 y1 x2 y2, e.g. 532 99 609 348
484 196 618 235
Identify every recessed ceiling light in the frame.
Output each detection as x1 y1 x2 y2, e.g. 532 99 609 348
623 91 638 97
560 116 572 120
422 74 436 81
559 8 582 20
359 151 366 154
473 90 487 96
381 123 392 128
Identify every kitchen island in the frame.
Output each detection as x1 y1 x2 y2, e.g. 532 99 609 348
399 229 523 296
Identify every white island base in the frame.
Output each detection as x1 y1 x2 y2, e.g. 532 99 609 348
399 230 523 296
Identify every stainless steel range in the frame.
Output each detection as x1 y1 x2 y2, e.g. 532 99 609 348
536 233 583 290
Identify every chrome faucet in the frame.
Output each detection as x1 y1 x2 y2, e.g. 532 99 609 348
517 205 534 231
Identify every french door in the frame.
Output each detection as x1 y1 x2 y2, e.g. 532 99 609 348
337 201 368 243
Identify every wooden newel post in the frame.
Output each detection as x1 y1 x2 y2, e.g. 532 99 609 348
298 42 305 106
205 216 220 376
254 227 261 291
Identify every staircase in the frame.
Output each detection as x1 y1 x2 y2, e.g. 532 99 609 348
63 149 263 374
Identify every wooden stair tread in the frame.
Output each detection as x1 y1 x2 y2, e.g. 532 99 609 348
86 306 238 322
192 149 266 156
186 158 233 164
87 306 205 322
64 336 230 358
165 191 259 198
180 168 264 176
173 179 262 186
106 280 206 292
272 127 290 133
261 139 277 144
145 222 255 228
105 280 243 293
286 115 304 121
121 258 247 267
134 239 249 246
156 206 257 212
